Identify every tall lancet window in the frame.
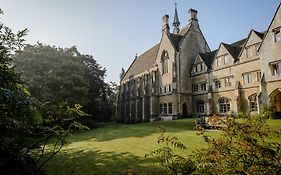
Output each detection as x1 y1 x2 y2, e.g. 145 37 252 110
161 51 169 74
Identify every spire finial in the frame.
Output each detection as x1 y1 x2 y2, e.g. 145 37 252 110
173 2 180 34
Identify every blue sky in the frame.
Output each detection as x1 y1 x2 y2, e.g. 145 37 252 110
0 0 280 83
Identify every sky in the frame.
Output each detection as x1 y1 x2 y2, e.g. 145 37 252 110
0 0 280 83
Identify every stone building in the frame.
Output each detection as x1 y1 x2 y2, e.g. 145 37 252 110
119 3 281 123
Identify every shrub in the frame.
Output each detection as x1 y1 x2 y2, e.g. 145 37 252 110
147 113 281 175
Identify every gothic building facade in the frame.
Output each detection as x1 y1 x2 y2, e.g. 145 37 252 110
119 3 281 123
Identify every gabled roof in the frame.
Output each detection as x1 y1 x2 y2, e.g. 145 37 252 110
122 44 160 81
258 2 281 52
167 33 184 51
237 30 265 57
222 43 242 59
179 23 191 35
253 30 265 39
231 38 247 47
198 50 217 68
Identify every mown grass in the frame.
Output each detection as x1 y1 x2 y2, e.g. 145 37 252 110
43 118 281 175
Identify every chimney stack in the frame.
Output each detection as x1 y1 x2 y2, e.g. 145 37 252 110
162 15 170 33
188 9 198 22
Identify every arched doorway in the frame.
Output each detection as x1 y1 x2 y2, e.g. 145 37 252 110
269 89 281 118
182 102 188 117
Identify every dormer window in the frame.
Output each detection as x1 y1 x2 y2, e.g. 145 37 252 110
216 54 229 66
197 64 202 72
224 54 229 64
246 46 253 58
216 56 222 66
273 27 281 42
255 43 261 54
192 63 205 75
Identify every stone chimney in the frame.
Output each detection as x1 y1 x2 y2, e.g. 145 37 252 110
162 15 170 33
188 9 198 22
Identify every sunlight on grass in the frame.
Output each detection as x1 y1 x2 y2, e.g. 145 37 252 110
43 118 281 175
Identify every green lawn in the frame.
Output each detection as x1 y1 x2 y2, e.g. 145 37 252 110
43 118 281 175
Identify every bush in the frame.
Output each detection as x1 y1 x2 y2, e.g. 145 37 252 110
147 113 281 175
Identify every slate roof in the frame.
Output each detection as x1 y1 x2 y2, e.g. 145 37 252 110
254 30 265 39
179 24 191 35
122 44 160 81
168 33 183 51
222 43 242 59
230 38 247 47
199 50 217 68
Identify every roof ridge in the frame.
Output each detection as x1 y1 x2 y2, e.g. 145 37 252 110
121 43 160 82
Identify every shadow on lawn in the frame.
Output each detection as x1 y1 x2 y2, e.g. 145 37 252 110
68 118 197 142
44 148 165 175
67 118 197 143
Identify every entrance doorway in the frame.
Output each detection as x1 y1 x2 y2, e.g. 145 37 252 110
270 89 281 118
182 102 188 117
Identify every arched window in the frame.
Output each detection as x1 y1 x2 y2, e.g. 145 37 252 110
161 51 169 74
218 97 230 113
196 100 205 113
249 94 258 112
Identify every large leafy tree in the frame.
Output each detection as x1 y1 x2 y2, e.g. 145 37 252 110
14 44 114 121
0 10 89 174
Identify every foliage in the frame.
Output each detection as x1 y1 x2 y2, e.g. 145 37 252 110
145 126 195 175
13 44 115 121
261 104 275 119
0 9 88 175
0 102 89 175
147 113 281 175
40 101 91 130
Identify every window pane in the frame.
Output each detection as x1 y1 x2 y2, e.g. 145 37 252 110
201 83 206 91
164 103 167 114
272 64 278 75
224 55 229 64
168 103 172 114
249 95 258 112
278 63 281 75
196 101 205 113
246 47 252 57
219 98 230 113
244 73 252 84
214 80 221 88
274 29 281 42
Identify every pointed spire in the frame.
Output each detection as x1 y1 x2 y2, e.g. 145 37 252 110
173 3 180 34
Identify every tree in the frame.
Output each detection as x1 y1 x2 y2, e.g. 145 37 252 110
13 43 115 122
0 9 88 174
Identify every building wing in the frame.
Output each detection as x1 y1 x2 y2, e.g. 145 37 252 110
121 44 160 82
